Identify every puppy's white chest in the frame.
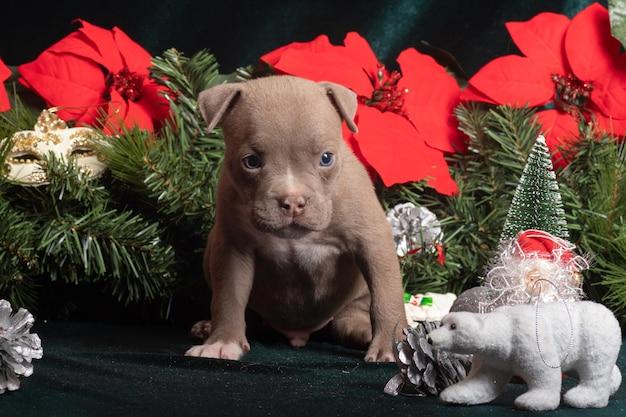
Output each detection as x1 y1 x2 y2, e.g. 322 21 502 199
295 241 340 270
262 237 342 273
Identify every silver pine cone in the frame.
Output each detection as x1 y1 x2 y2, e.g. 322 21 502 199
384 321 471 396
0 299 43 393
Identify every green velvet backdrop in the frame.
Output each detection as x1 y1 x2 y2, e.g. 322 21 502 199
1 0 603 75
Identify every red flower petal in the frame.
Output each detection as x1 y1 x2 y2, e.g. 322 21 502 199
18 52 107 123
76 19 125 73
261 34 333 66
0 59 10 112
534 109 579 169
0 88 8 112
460 85 499 104
594 113 626 137
341 111 382 181
467 55 554 107
112 27 153 75
354 105 457 194
342 32 380 81
104 90 128 131
397 48 463 153
505 12 570 74
261 34 374 96
565 3 621 83
46 31 107 69
589 54 626 119
105 89 159 132
124 100 155 131
136 81 171 130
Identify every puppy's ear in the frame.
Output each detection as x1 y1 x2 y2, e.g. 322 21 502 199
198 84 242 133
319 82 358 133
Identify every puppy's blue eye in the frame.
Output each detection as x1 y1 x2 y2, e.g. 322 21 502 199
242 154 262 169
320 152 334 167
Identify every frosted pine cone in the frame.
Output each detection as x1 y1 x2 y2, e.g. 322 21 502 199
0 299 43 393
384 322 470 396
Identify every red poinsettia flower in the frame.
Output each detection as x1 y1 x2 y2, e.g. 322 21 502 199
0 58 10 112
462 3 626 167
18 20 170 132
261 32 462 195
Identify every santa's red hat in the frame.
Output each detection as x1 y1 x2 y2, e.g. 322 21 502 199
515 229 573 263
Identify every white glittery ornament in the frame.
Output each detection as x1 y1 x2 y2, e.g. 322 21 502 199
0 299 43 393
386 202 442 257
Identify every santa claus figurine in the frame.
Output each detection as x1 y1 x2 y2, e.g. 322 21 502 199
480 229 588 312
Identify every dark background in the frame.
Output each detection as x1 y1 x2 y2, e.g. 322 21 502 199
1 0 601 75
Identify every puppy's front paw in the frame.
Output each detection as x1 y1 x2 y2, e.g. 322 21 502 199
185 338 250 360
364 337 395 362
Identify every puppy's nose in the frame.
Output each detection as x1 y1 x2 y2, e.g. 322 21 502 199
427 336 433 345
279 194 307 217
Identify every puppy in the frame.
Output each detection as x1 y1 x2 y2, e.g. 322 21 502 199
185 75 406 362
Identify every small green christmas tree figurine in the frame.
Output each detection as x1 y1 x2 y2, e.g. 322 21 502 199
500 135 569 241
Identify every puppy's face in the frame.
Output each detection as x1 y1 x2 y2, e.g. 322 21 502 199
199 76 358 237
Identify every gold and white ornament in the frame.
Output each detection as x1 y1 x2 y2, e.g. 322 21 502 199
2 109 106 185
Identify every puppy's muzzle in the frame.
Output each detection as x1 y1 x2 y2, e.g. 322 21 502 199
278 194 307 217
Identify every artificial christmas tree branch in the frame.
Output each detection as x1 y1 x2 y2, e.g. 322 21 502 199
499 135 569 240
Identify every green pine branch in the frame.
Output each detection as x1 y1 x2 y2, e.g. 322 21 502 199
0 143 177 309
38 205 175 302
0 198 39 307
104 49 225 236
150 48 220 140
560 135 626 313
0 90 38 141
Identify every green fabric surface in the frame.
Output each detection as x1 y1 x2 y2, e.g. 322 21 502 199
1 321 624 417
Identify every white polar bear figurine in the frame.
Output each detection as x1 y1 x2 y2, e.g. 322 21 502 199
428 301 622 411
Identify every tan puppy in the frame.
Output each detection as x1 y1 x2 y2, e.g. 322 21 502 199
185 75 406 362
